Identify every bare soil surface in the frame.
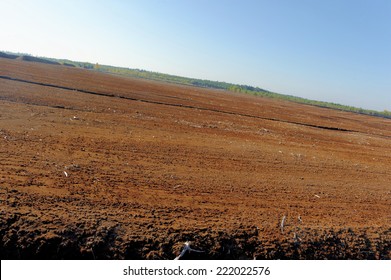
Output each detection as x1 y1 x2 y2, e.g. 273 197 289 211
0 58 390 259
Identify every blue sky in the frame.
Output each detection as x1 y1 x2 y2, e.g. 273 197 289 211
1 0 390 111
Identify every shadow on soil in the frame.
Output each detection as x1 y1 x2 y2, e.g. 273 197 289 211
1 214 390 260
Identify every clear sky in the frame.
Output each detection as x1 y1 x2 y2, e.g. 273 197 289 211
1 0 390 111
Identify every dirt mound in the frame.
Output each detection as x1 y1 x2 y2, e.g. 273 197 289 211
0 58 390 259
1 211 389 259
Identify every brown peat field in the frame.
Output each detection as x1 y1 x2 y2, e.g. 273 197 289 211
0 57 390 259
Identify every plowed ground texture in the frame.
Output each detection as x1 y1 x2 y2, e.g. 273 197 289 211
0 58 390 260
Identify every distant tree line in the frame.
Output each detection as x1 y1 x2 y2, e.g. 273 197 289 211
2 51 390 119
46 60 391 119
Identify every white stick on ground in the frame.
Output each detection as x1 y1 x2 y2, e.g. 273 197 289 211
281 215 286 234
174 241 204 260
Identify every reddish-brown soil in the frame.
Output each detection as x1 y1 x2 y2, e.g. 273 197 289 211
0 58 390 259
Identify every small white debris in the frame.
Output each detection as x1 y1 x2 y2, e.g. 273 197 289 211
63 171 68 177
298 215 302 223
293 232 301 243
314 194 320 198
174 241 204 260
280 215 286 234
